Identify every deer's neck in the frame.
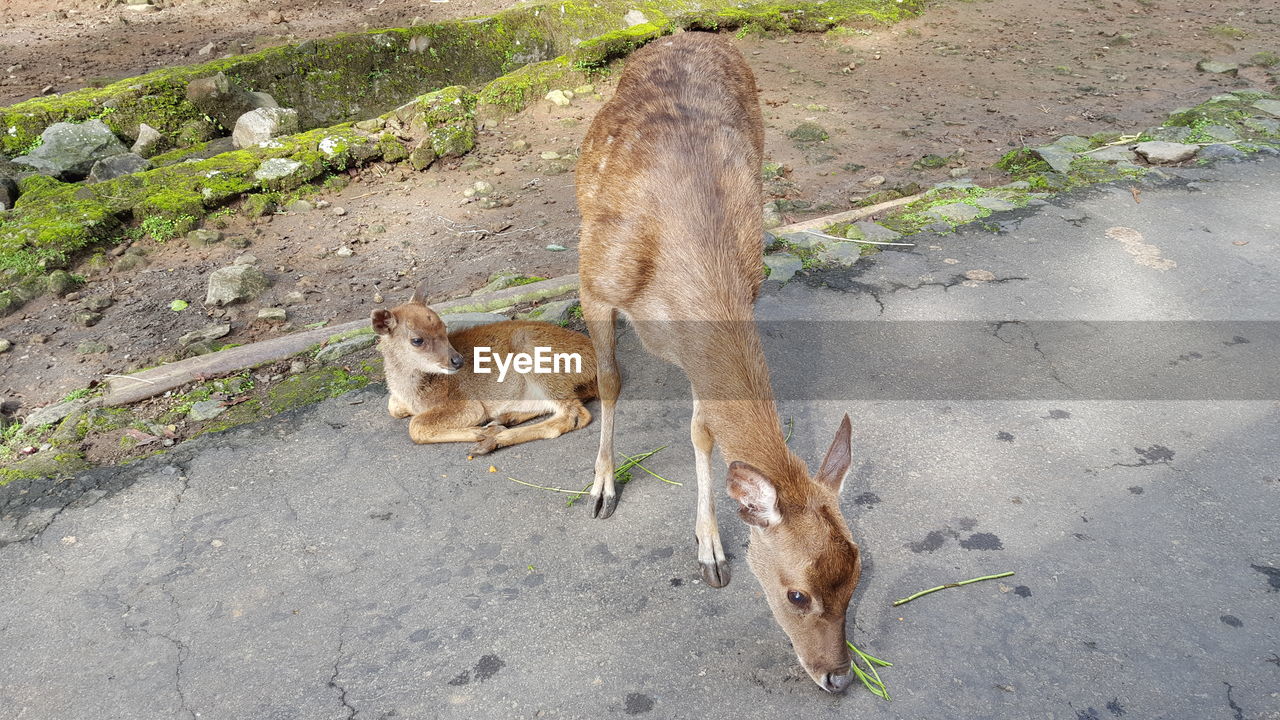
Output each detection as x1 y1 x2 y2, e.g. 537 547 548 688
686 320 809 501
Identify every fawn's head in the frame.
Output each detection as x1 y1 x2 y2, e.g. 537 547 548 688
371 286 464 374
727 415 861 693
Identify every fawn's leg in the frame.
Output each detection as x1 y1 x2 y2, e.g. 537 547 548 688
388 394 413 418
408 401 495 446
472 400 592 455
691 395 729 588
581 288 620 519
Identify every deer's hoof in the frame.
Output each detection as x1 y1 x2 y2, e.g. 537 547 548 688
591 491 618 520
470 436 498 455
699 560 730 588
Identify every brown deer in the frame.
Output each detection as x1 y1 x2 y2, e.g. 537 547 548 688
576 32 862 693
372 289 597 455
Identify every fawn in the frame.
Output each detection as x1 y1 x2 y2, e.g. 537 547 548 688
372 288 597 455
576 32 862 693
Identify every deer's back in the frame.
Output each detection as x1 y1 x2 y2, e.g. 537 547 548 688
578 32 765 322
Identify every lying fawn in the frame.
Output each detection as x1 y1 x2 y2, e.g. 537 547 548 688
576 33 862 693
372 289 597 455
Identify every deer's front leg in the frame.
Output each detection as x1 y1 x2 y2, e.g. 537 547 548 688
691 396 729 588
407 401 494 447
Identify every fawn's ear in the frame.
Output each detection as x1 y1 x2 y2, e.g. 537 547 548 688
410 281 428 305
814 414 853 493
727 461 781 529
371 309 396 335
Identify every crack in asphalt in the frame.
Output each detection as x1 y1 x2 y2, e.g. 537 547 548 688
329 615 357 720
989 320 1075 392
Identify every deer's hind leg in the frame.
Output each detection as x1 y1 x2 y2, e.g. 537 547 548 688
471 399 592 455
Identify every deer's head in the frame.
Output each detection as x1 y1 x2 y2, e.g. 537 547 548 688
728 415 861 693
371 285 464 375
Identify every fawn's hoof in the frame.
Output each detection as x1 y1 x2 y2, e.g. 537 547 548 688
699 559 730 588
590 491 618 520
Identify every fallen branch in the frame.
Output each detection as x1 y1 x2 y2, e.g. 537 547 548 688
892 571 1016 607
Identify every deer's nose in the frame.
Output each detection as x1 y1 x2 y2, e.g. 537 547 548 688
450 352 464 371
821 670 853 694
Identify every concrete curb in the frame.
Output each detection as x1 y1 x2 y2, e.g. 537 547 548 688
100 274 580 406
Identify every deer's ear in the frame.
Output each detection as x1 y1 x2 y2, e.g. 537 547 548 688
410 281 428 304
371 309 396 335
727 461 781 529
814 414 852 493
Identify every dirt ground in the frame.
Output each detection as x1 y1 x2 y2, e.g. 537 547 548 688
2 0 1278 415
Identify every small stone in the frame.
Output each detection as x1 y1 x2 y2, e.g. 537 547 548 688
257 307 287 324
267 9 284 23
964 269 997 282
1201 124 1240 143
1251 98 1280 118
0 339 11 353
125 4 158 12
1196 59 1239 76
185 72 278 130
573 84 595 95
13 119 129 181
925 203 984 223
544 244 567 252
186 229 223 247
289 360 308 374
24 399 87 428
764 253 803 283
197 42 217 56
130 123 165 157
253 158 304 187
179 323 231 347
354 118 386 133
332 206 347 216
519 298 579 325
314 334 377 363
84 295 114 311
472 180 494 196
1199 143 1245 161
283 291 305 305
1033 144 1077 174
787 122 829 143
623 9 649 26
75 311 103 327
46 270 78 297
76 340 110 355
242 194 276 217
188 399 227 422
1088 146 1138 164
511 140 529 152
226 236 251 249
205 265 270 306
234 107 300 149
973 197 1016 212
844 221 902 243
335 246 354 258
949 167 971 178
863 175 886 187
815 242 863 267
1134 141 1199 164
233 254 257 266
540 150 561 160
409 139 437 171
31 334 49 344
544 90 572 107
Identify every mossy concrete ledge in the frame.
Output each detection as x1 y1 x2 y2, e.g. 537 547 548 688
1 0 926 316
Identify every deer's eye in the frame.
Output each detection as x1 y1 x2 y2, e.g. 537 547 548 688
410 337 424 347
786 590 809 607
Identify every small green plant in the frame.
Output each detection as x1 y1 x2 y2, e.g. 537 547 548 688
1250 51 1280 68
169 299 189 312
140 215 192 242
1206 24 1247 41
61 387 95 403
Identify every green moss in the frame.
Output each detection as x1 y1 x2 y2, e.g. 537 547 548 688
265 366 371 414
995 147 1052 177
476 56 583 117
573 23 670 70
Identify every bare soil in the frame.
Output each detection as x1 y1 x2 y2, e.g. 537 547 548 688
2 0 1278 416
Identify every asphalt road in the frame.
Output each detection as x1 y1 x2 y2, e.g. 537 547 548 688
3 158 1279 720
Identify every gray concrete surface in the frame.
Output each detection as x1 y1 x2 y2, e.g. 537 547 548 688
3 158 1280 719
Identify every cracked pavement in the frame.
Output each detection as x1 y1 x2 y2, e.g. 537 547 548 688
2 159 1279 719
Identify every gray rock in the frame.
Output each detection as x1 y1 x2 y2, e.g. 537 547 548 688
623 9 649 26
205 264 270 306
764 253 803 283
76 340 110 354
253 158 303 185
775 231 824 249
24 399 87 429
233 107 300 149
188 399 227 422
998 180 1032 191
1087 145 1138 164
1032 144 1077 174
1052 135 1092 153
1144 126 1192 143
179 323 231 347
931 178 978 191
1242 117 1280 136
75 311 103 327
1201 124 1240 142
12 120 128 180
0 338 11 353
315 334 377 363
1252 99 1280 118
844 221 903 243
185 72 278 130
814 242 862 267
256 307 287 324
46 270 77 297
973 197 1017 212
925 202 984 223
131 123 164 157
1199 143 1245 161
441 312 507 332
519 298 579 325
88 152 152 182
83 295 113 311
762 202 783 230
1134 141 1199 164
544 90 572 107
1196 60 1239 76
186 229 223 247
0 177 17 211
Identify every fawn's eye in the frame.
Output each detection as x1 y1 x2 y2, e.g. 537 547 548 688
410 337 424 347
786 590 809 607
